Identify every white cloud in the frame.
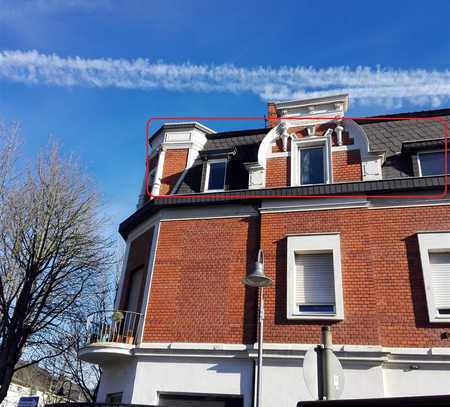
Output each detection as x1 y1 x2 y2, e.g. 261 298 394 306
1 50 450 108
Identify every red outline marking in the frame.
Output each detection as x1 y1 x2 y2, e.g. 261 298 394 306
145 116 448 200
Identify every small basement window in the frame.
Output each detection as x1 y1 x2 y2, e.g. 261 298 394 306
105 392 123 404
418 151 450 176
205 159 227 192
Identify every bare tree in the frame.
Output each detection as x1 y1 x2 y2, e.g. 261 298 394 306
0 125 114 404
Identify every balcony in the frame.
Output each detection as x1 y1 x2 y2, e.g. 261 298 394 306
78 310 142 364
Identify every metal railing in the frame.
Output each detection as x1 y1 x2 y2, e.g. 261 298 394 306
86 310 142 346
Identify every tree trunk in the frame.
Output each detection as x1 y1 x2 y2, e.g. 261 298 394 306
0 336 21 403
0 279 33 404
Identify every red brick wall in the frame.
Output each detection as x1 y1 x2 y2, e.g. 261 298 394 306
266 157 290 188
267 103 278 128
332 150 362 182
142 205 450 348
143 217 258 344
260 206 450 348
159 149 188 195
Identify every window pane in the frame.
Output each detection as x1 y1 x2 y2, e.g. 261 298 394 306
300 147 325 184
208 162 226 190
299 305 335 313
420 152 450 176
429 252 450 310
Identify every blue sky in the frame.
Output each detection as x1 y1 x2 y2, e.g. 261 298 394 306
0 0 449 235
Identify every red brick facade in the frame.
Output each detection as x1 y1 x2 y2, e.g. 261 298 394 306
160 149 188 195
140 205 450 348
143 217 258 344
266 157 290 188
332 150 362 182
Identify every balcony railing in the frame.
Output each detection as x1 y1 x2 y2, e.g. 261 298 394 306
86 310 143 346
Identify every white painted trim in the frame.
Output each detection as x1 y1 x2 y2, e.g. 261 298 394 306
124 205 259 240
151 149 166 197
286 234 344 320
369 199 450 210
204 158 228 192
267 151 290 158
417 232 450 323
274 94 349 112
115 241 131 311
161 214 256 222
138 222 161 344
260 199 368 214
131 342 450 364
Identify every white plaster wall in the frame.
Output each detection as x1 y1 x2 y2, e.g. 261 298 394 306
97 360 137 403
262 358 311 406
262 358 385 406
340 361 385 399
96 353 450 406
384 364 450 397
131 356 253 407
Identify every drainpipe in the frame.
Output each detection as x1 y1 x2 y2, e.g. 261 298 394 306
321 326 333 400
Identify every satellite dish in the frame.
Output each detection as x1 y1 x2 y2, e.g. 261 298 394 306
303 346 345 400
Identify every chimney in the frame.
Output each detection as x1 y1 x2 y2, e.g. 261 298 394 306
267 102 279 128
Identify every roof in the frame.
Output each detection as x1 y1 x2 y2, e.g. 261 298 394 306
175 128 270 195
129 107 450 235
356 109 450 178
357 109 449 156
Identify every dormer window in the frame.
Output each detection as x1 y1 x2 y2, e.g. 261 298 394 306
418 151 450 176
300 146 325 185
205 159 227 192
291 136 332 187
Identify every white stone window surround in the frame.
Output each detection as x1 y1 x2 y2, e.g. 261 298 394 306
417 231 450 323
204 158 228 192
286 233 344 320
290 132 333 187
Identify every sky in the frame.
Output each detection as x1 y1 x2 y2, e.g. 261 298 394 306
0 0 449 236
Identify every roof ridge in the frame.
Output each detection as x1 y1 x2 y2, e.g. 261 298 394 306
358 108 450 124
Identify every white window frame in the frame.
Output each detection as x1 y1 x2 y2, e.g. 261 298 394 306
286 233 344 320
290 136 332 187
417 150 449 177
148 168 156 189
417 232 450 323
204 158 227 192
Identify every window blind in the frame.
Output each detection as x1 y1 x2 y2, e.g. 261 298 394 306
295 252 335 306
429 252 450 311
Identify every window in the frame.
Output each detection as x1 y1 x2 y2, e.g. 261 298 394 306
418 151 450 176
124 266 144 313
148 168 156 190
290 136 331 187
300 146 325 185
417 232 450 322
205 159 227 192
287 234 344 320
105 392 123 404
159 393 243 407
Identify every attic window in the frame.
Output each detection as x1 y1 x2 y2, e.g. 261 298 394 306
205 159 227 192
418 151 450 176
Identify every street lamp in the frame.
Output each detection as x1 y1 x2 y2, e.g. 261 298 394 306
242 249 272 407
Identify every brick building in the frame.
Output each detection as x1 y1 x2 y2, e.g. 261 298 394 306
79 94 450 407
